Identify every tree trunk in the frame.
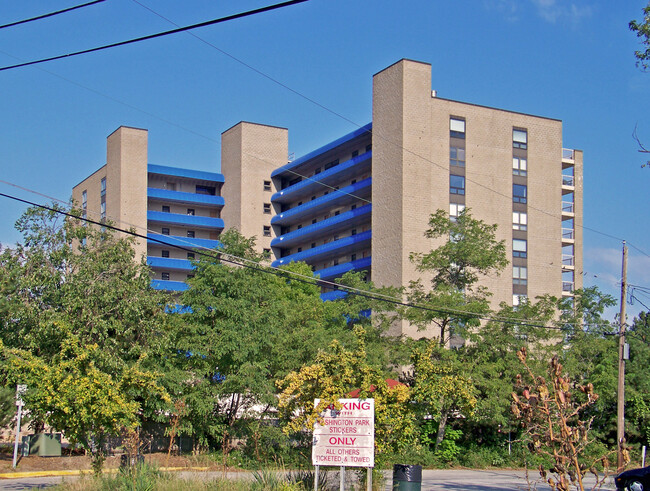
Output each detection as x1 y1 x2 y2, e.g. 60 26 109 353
434 409 449 452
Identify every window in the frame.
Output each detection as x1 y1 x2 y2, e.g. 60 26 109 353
365 144 372 152
82 190 87 208
513 266 528 285
297 247 302 253
352 150 359 158
311 196 316 201
450 146 465 166
311 243 316 248
513 129 527 149
312 219 317 224
450 203 466 220
289 177 302 186
187 208 195 215
263 226 271 237
100 201 106 221
263 180 272 191
297 225 302 230
351 204 357 210
100 178 106 197
263 203 271 214
324 159 339 170
334 210 340 216
513 239 527 258
351 179 357 185
351 254 357 261
513 157 527 176
333 235 339 241
281 226 291 235
314 167 322 175
162 228 170 235
351 229 357 236
263 248 270 255
513 184 527 203
187 252 195 259
450 174 465 195
187 230 195 238
513 211 527 231
450 117 466 139
162 205 170 213
333 259 339 266
162 250 170 258
187 274 195 279
166 182 176 191
513 294 528 306
161 272 170 281
195 185 215 195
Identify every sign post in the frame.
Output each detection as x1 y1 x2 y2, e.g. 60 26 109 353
312 398 374 490
13 384 27 469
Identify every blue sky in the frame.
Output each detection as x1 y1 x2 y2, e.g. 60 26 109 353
0 0 648 321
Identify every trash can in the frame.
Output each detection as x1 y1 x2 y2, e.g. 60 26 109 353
393 464 422 490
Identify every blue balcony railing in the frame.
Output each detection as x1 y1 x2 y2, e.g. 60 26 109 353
148 211 224 229
272 123 372 179
147 233 220 250
271 178 371 227
272 152 371 203
148 164 224 183
314 256 371 280
147 256 194 271
151 279 189 292
272 230 371 267
147 188 225 207
271 204 371 249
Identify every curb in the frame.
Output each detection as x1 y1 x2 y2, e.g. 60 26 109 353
0 466 211 480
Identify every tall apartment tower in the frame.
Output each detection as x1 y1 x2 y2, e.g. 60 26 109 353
72 126 225 292
71 60 582 338
268 59 582 337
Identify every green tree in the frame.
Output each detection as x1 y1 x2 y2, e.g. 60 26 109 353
406 208 508 345
0 205 174 470
410 340 477 451
630 2 650 70
173 229 404 454
277 327 418 461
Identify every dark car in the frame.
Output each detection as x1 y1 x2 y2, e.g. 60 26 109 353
615 466 650 490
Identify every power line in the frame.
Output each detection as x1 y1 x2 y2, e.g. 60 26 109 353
0 0 106 30
0 0 309 72
0 189 617 332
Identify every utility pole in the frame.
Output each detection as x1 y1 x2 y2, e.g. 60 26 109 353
617 241 628 472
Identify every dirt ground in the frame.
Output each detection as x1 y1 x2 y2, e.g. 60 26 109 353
0 450 221 473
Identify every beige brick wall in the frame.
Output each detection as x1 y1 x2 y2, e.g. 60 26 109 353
372 59 575 337
221 122 288 252
106 127 148 260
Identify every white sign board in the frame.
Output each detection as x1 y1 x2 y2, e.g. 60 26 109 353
312 398 374 468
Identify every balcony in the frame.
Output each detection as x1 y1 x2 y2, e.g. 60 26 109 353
150 279 189 292
271 123 372 179
148 164 224 183
561 201 574 215
271 178 371 227
562 228 575 242
147 256 194 271
147 233 221 251
314 256 371 281
562 148 575 161
562 175 575 187
272 152 371 203
148 211 224 230
562 254 575 268
562 281 574 293
271 204 371 249
272 230 371 268
148 187 225 207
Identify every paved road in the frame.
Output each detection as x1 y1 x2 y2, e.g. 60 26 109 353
0 469 618 490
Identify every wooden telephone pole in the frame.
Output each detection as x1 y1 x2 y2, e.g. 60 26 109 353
617 241 628 472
